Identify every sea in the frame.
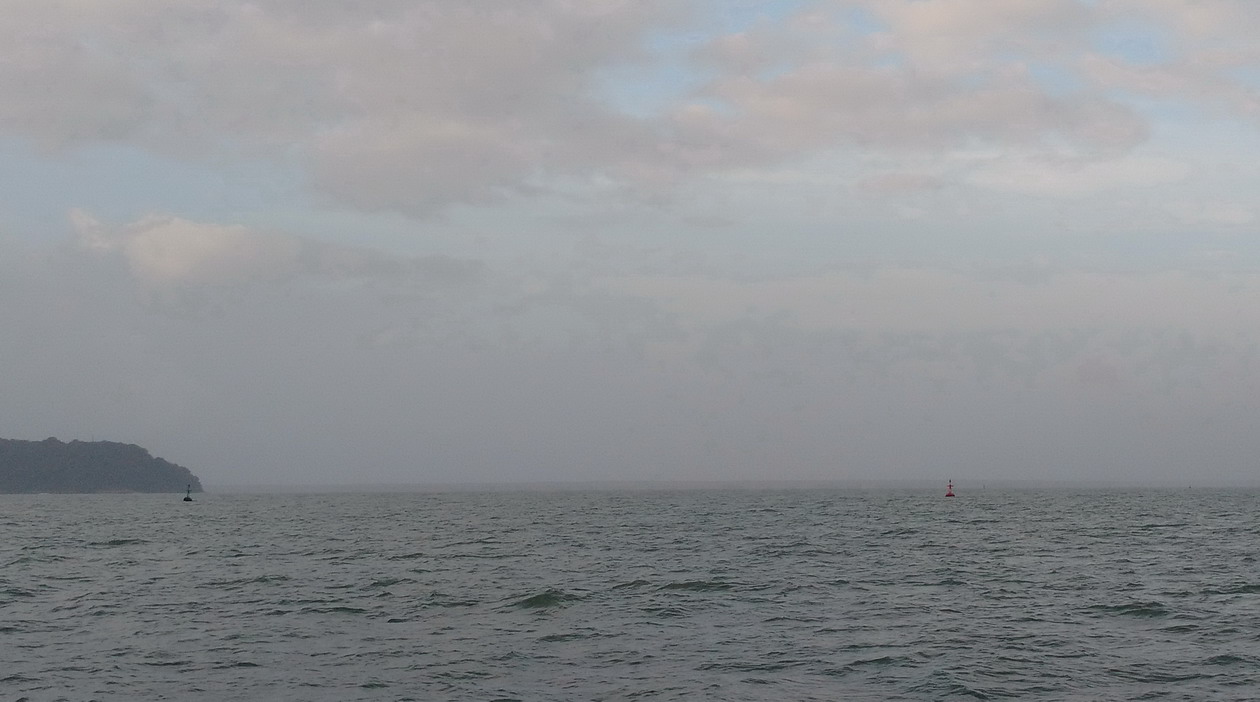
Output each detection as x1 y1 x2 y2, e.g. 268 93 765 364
3 487 1260 701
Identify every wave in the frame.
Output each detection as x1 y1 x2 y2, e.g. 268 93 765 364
1203 583 1260 595
1 586 36 598
362 577 411 589
87 538 148 547
204 575 291 588
422 591 481 608
299 605 368 615
508 588 583 609
536 631 598 643
658 580 735 592
386 551 427 560
1088 601 1170 618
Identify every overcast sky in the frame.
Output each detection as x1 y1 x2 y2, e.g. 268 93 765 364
4 1 1260 487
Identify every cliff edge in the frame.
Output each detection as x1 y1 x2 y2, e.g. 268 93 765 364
0 437 203 494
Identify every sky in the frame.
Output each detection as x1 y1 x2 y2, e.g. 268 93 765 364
4 0 1260 487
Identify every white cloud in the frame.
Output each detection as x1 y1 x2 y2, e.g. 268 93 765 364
73 211 300 285
70 210 480 288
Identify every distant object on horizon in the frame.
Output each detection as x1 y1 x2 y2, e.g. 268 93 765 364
0 436 203 494
183 484 193 502
946 480 955 497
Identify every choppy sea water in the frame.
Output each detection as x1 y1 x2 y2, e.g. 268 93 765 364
3 488 1260 701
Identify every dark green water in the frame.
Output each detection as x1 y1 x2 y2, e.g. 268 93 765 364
3 489 1259 700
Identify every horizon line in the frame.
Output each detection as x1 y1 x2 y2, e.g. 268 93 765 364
201 477 1258 493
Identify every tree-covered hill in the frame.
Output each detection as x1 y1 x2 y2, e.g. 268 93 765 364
0 437 203 494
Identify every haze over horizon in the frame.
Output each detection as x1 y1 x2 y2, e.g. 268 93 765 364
4 1 1260 488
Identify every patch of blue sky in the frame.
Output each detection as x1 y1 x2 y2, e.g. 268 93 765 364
703 0 886 35
0 138 305 240
871 52 905 71
1225 65 1260 92
591 12 733 119
592 55 714 119
750 5 892 78
1111 92 1204 125
1090 22 1174 66
1025 61 1084 97
839 4 887 36
700 0 817 33
595 0 872 119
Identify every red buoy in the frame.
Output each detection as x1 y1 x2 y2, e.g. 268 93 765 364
945 480 955 497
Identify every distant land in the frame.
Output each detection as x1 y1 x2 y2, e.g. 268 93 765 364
0 437 203 494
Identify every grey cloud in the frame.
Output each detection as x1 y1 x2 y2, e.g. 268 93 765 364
856 172 946 196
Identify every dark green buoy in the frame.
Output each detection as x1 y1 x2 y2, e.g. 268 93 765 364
183 484 193 502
